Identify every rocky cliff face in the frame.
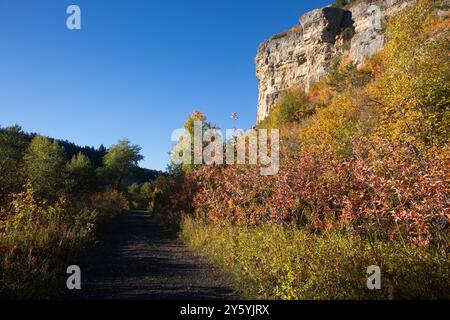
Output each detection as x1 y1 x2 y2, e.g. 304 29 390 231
256 0 415 123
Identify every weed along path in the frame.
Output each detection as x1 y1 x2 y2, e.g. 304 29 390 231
63 211 237 300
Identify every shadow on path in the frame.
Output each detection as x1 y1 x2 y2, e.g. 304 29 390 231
62 211 237 300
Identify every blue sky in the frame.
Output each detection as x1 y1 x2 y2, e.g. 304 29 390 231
0 0 331 171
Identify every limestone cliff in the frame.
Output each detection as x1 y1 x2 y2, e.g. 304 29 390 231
256 0 415 123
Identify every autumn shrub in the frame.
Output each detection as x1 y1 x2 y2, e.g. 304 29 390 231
155 0 449 300
88 189 129 229
148 173 194 230
326 56 372 93
182 216 449 300
300 88 377 158
369 0 450 147
188 136 449 247
0 186 90 298
243 1 450 242
0 186 128 299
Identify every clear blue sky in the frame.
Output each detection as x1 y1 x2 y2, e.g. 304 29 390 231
0 0 331 171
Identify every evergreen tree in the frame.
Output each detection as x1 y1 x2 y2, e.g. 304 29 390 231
99 144 107 155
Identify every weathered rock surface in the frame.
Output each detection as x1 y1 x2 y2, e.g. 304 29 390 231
256 0 415 123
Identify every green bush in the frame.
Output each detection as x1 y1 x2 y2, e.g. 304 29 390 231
260 87 315 129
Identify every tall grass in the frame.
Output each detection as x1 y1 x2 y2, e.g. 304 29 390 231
0 187 128 299
181 216 449 300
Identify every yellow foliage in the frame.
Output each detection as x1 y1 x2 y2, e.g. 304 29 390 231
299 89 376 158
369 0 450 147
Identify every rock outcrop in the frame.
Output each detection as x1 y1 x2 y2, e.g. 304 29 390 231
256 0 415 123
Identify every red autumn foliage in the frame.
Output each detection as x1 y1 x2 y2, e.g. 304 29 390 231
180 137 449 248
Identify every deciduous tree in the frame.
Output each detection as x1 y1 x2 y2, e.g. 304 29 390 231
23 135 67 200
101 139 143 190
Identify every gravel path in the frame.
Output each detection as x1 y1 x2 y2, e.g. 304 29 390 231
63 211 237 300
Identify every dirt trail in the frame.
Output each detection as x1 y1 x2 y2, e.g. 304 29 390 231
63 211 237 300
